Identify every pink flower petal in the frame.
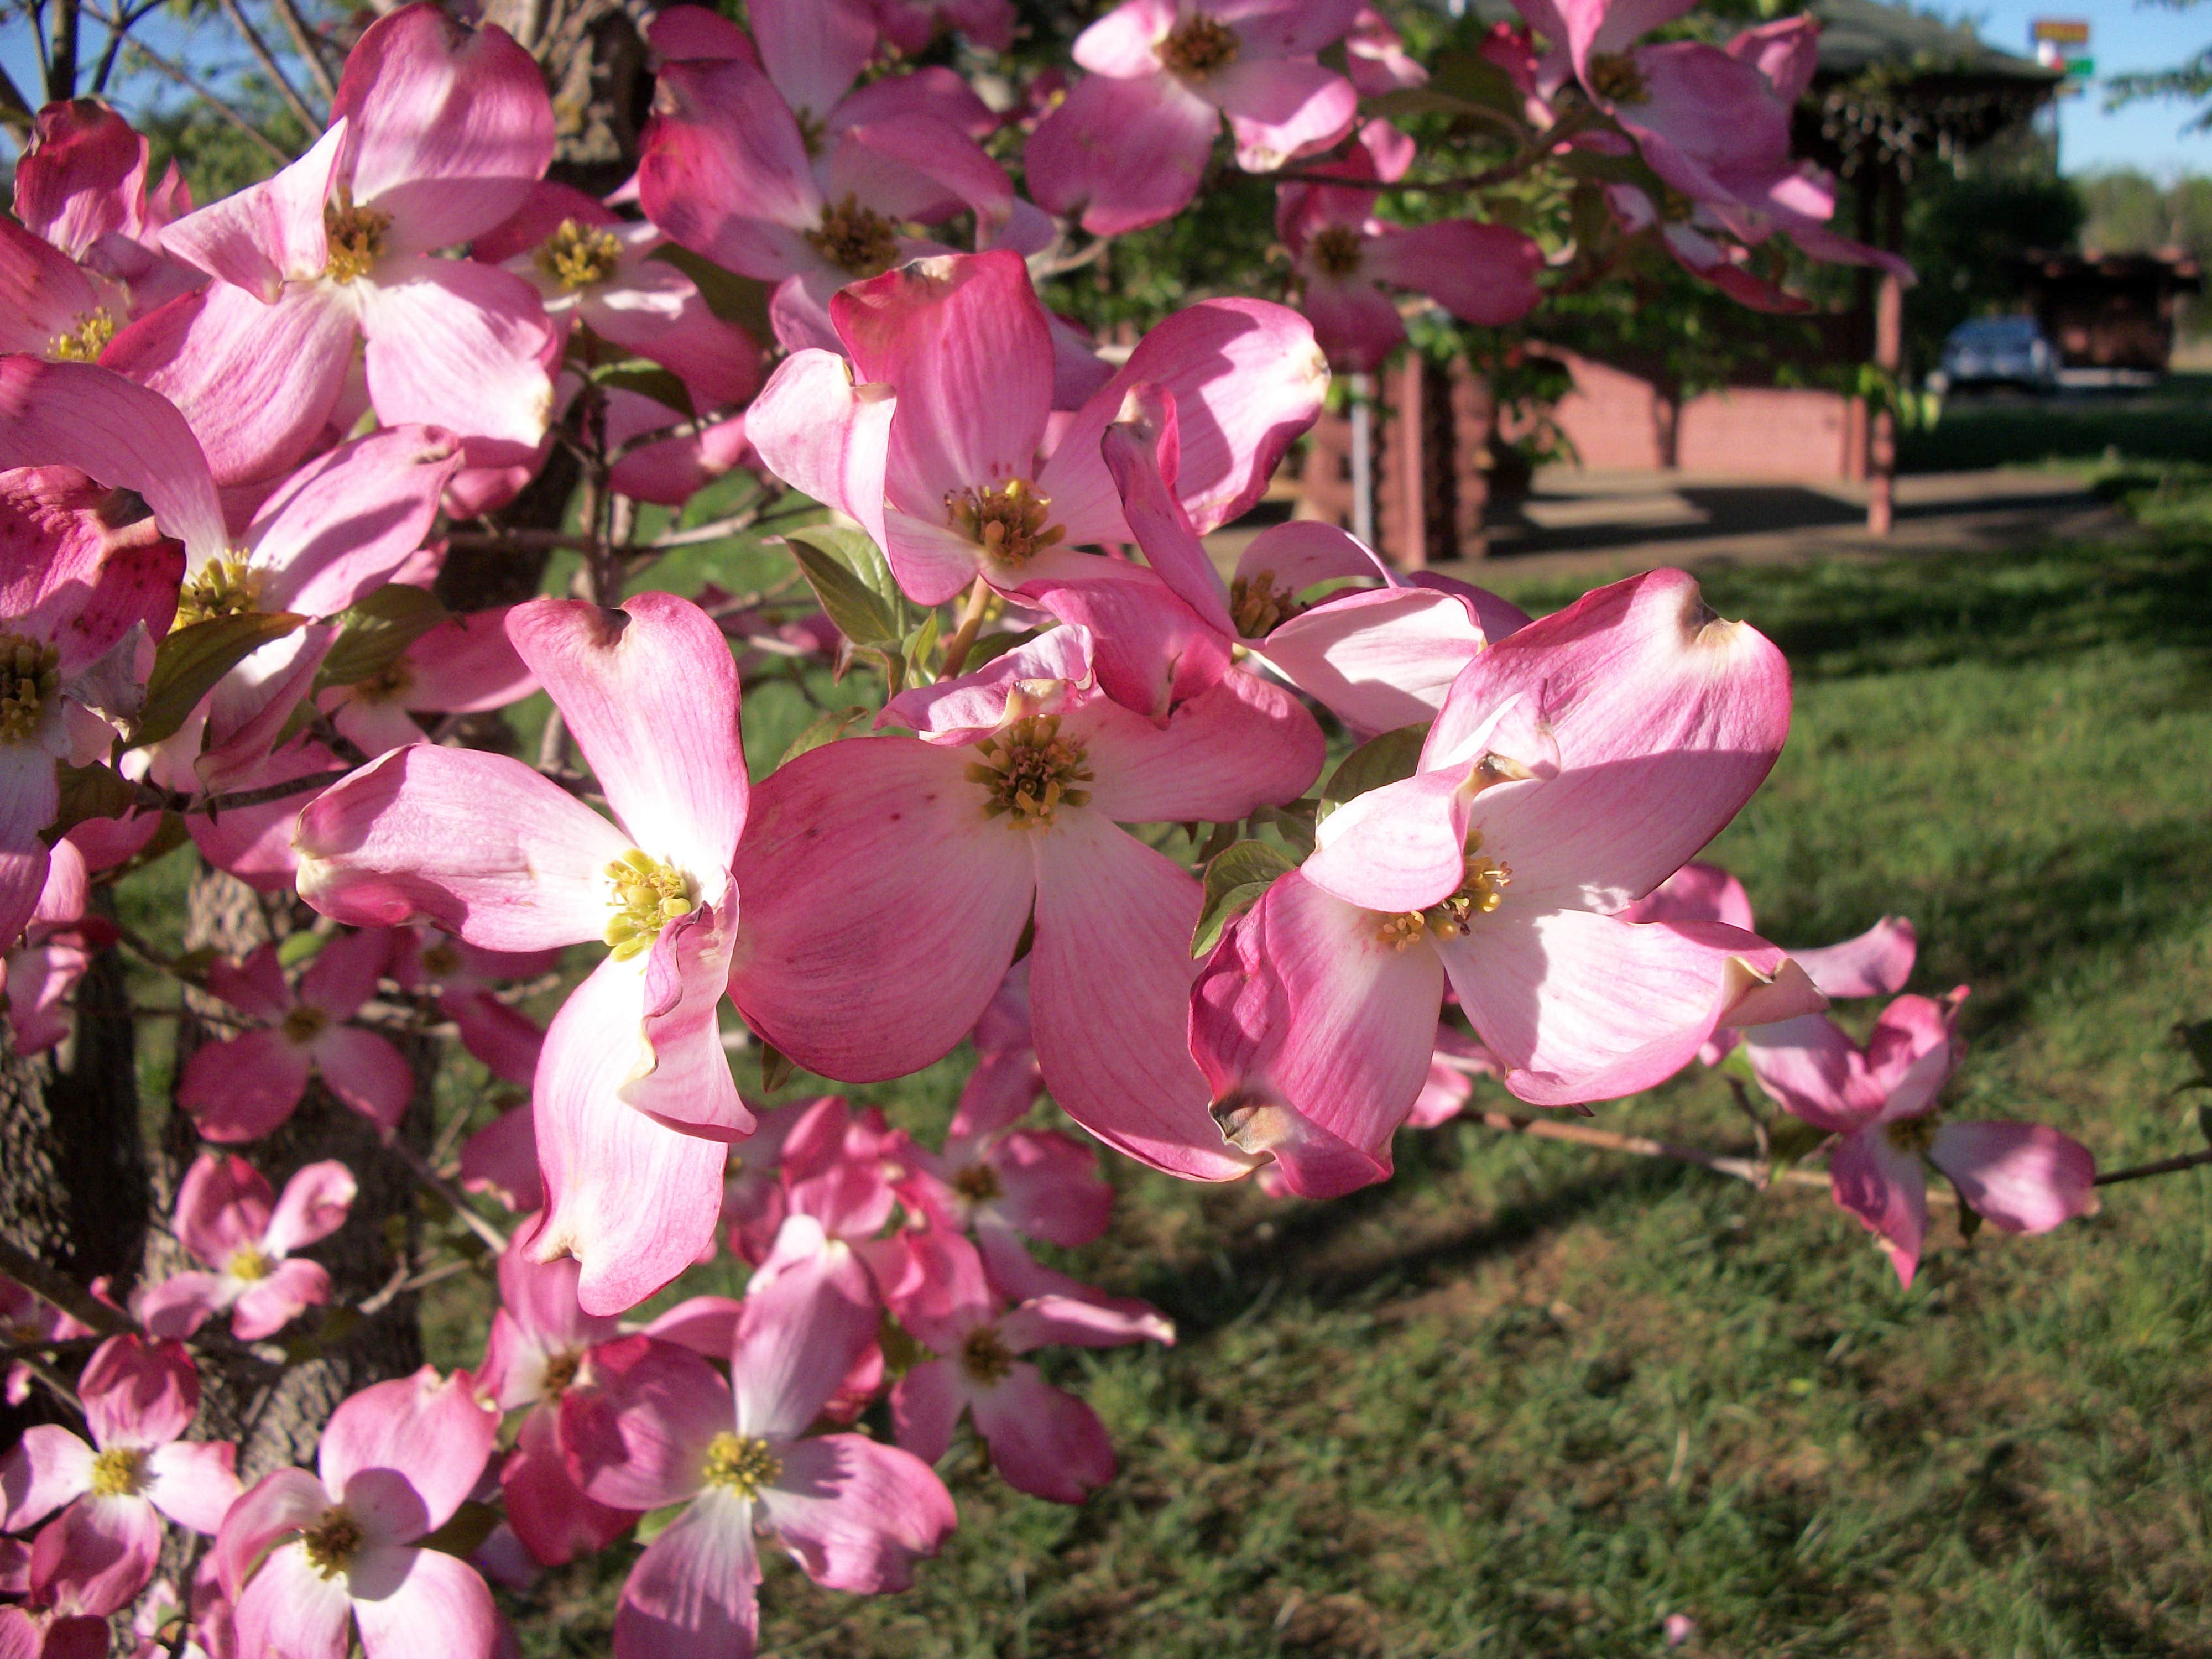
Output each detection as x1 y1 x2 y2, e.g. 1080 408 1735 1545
177 1029 315 1144
1739 1013 1877 1133
612 1490 758 1659
13 101 152 258
750 0 877 121
1928 1121 2098 1235
639 60 823 279
358 256 556 451
263 1160 358 1255
1364 219 1542 326
348 1543 500 1659
30 1491 160 1615
319 1368 497 1545
888 1361 963 1465
1026 70 1217 237
79 1334 197 1450
173 1152 273 1265
333 5 554 254
1030 812 1252 1180
1209 57 1357 171
1260 586 1486 734
458 1104 542 1211
967 1366 1115 1503
229 1258 332 1341
394 607 538 713
561 1335 727 1511
998 1294 1172 1352
295 744 632 951
234 1541 352 1659
505 592 748 881
1793 916 1917 1001
143 1439 241 1534
727 735 1036 1081
757 1434 955 1590
158 122 343 299
1075 667 1324 823
1072 0 1173 74
1013 551 1229 719
1441 911 1819 1107
1828 1123 1928 1287
745 349 898 562
734 1239 879 1442
0 1427 93 1532
309 1027 415 1133
135 1274 223 1340
247 425 463 618
502 1406 637 1567
1303 764 1480 914
213 1465 328 1601
1102 390 1235 635
531 961 732 1315
298 927 393 1020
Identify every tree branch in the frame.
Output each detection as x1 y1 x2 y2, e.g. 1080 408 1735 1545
2094 1146 2212 1186
0 1237 139 1335
113 33 291 165
263 0 337 102
212 0 323 133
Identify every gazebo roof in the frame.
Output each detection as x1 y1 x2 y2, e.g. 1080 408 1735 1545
1806 0 2061 86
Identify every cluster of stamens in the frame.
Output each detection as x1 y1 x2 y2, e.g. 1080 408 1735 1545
282 1004 330 1045
946 478 1062 568
700 1431 781 1496
540 1349 582 1402
174 555 265 628
1886 1115 1938 1155
0 633 60 746
226 1245 272 1284
49 309 116 362
88 1446 148 1498
953 1162 1002 1203
604 849 696 960
1584 52 1647 104
300 1507 365 1578
1229 570 1297 638
322 202 391 285
967 716 1093 829
1378 840 1513 950
538 219 624 291
960 1326 1014 1385
1160 14 1239 78
418 939 463 979
1309 225 1366 280
805 194 900 276
351 660 415 705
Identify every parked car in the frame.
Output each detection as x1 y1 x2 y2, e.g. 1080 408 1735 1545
1933 316 2059 393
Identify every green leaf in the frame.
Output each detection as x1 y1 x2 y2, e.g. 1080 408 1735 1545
315 587 448 692
139 612 309 745
594 362 697 423
420 1501 499 1560
634 1503 690 1547
1765 1116 1830 1166
648 246 775 343
276 931 326 969
1192 839 1297 957
46 762 140 835
1319 723 1430 818
903 608 941 685
778 525 904 649
775 705 872 769
760 1041 794 1093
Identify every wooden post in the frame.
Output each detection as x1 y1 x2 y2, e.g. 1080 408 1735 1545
1348 372 1375 548
1387 351 1428 570
1867 159 1905 535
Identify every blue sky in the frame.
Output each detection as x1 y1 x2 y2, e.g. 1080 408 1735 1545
3 1 2209 179
1946 1 2211 179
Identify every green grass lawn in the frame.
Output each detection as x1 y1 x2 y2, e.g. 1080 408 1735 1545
484 485 2212 1658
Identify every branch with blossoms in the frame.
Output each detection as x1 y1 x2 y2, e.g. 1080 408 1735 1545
0 2 2179 1657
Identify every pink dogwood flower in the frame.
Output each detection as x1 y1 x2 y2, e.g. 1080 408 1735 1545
476 1239 638 1568
1345 7 1428 95
745 251 1327 703
458 1105 542 1213
1276 121 1544 369
870 0 1015 54
1742 992 2100 1286
176 930 413 1142
728 623 1321 1183
0 1277 91 1408
4 837 111 1056
638 7 1013 351
1 1337 239 1616
216 1368 501 1659
321 606 540 763
473 181 763 412
389 923 557 1090
562 1277 956 1659
108 3 558 486
10 100 199 314
1027 0 1364 234
1190 568 1827 1198
889 1229 1170 1503
294 592 753 1313
138 1155 355 1340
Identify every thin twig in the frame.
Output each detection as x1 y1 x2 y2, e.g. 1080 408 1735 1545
0 1239 137 1334
263 0 335 101
212 0 321 133
0 1334 106 1365
385 1140 509 1254
2094 1146 2212 1186
937 575 995 679
112 33 289 165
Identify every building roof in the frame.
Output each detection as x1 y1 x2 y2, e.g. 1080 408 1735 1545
1806 0 2061 86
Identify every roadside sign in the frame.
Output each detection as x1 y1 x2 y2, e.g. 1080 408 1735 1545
2030 18 2089 44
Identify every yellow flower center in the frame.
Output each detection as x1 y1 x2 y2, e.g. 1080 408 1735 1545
960 1325 1014 1385
0 633 61 747
1585 51 1647 105
89 1445 148 1498
226 1245 273 1283
1160 14 1239 78
282 1004 330 1044
175 554 265 629
49 309 116 362
966 715 1093 830
1376 839 1514 949
953 1162 1002 1203
946 478 1063 569
1310 225 1365 280
352 659 414 705
700 1431 781 1497
540 1348 582 1403
323 202 390 285
805 194 900 276
1886 1115 1938 1155
300 1507 364 1578
604 849 697 961
1229 570 1296 638
538 220 624 291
